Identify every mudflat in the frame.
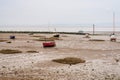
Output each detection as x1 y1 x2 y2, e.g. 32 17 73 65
0 33 120 80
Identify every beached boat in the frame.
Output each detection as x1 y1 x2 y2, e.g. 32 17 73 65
110 34 116 42
10 36 15 39
42 26 57 48
53 34 59 37
43 41 56 47
110 12 116 42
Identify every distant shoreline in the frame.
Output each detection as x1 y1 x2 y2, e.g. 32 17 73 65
0 31 86 35
0 31 120 35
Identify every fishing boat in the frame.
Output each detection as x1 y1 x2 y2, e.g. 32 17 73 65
42 25 57 48
53 34 59 37
110 34 116 42
110 12 116 42
10 36 15 39
43 41 56 47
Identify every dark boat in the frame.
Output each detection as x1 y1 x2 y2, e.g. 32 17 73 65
43 41 56 47
53 34 59 37
10 36 15 39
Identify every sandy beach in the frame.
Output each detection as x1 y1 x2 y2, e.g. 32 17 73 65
0 33 120 80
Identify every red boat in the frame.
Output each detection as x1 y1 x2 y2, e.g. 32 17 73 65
43 41 56 47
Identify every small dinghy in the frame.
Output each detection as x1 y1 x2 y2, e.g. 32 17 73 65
10 36 15 39
43 41 56 47
53 34 59 37
110 34 116 42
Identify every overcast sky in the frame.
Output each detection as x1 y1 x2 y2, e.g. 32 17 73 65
0 0 120 26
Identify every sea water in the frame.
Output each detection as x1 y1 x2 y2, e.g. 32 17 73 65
0 25 120 33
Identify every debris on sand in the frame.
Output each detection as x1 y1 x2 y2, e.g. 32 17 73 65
83 33 91 38
0 40 7 42
49 37 59 40
31 35 46 38
52 57 85 65
6 41 12 43
26 50 39 53
0 49 22 54
89 39 105 41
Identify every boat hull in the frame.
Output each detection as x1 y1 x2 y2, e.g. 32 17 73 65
10 36 15 39
43 42 56 47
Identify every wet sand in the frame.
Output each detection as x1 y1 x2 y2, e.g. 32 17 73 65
0 33 120 80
